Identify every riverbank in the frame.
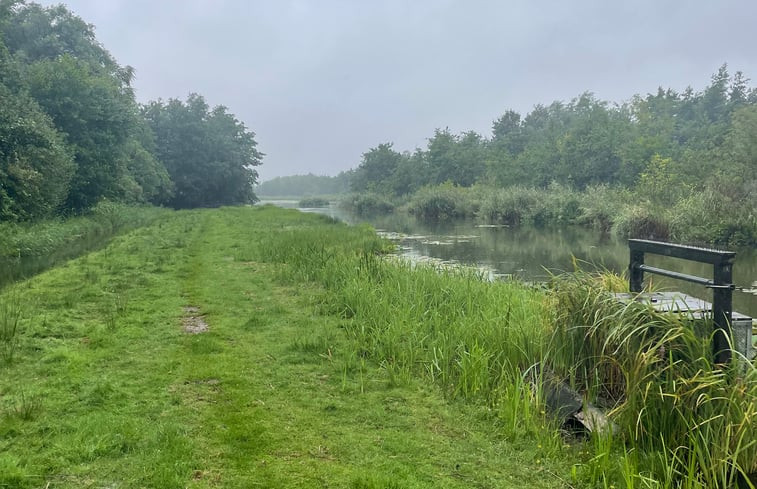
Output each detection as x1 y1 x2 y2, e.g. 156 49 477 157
0 206 580 488
1 206 754 488
0 202 171 288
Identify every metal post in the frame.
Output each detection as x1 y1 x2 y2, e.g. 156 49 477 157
629 248 644 293
712 257 734 365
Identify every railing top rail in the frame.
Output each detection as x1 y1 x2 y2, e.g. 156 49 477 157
628 239 735 265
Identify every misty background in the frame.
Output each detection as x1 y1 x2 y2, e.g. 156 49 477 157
40 0 757 181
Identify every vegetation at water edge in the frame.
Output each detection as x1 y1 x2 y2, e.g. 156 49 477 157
297 197 331 208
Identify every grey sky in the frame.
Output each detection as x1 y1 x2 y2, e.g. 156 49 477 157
40 1 757 181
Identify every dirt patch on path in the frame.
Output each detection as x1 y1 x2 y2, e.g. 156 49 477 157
183 306 209 334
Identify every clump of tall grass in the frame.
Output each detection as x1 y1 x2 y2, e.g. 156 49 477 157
0 289 22 364
549 270 757 488
612 204 672 241
476 183 588 226
477 186 543 225
670 185 757 247
407 183 478 221
339 193 395 216
576 185 632 233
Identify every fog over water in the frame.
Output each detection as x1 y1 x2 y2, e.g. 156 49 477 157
41 1 757 181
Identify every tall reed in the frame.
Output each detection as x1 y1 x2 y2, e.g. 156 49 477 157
550 271 757 488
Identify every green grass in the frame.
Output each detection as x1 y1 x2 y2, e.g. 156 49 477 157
0 206 582 488
2 205 752 488
548 271 757 488
0 201 171 289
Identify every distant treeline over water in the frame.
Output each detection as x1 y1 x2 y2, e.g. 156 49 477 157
260 65 757 247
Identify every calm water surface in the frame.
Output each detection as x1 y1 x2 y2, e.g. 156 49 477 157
263 200 757 318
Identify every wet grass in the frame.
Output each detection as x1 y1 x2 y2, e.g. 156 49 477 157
2 205 752 488
0 206 580 488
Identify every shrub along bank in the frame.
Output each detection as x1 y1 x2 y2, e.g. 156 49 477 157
344 183 757 247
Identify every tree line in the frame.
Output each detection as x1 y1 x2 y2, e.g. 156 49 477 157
256 172 352 197
351 65 756 201
0 1 262 222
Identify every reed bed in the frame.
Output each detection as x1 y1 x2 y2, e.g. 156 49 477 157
243 211 756 488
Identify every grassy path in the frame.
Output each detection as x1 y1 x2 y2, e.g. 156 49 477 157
0 207 578 488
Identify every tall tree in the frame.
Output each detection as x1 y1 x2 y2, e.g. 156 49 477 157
426 128 486 187
143 94 262 208
0 37 74 220
25 55 136 209
350 142 402 194
1 1 169 210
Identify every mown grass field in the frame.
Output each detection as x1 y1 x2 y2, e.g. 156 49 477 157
0 206 583 488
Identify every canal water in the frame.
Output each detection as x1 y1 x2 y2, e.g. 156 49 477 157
263 200 757 318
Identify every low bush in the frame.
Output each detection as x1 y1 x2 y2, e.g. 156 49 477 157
612 204 672 240
339 193 395 216
297 197 330 208
407 183 477 221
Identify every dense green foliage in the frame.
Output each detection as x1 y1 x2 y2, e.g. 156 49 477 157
0 58 74 221
142 95 262 208
349 67 757 246
0 1 262 221
256 171 352 197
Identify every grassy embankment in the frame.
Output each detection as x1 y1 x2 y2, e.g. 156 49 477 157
0 201 171 288
1 205 755 488
0 206 580 488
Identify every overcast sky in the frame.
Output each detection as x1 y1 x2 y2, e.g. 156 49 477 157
39 0 757 182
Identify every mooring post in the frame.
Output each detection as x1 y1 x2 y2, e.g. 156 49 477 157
712 256 734 365
629 246 644 293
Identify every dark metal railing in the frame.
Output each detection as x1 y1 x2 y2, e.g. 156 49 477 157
628 239 736 364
